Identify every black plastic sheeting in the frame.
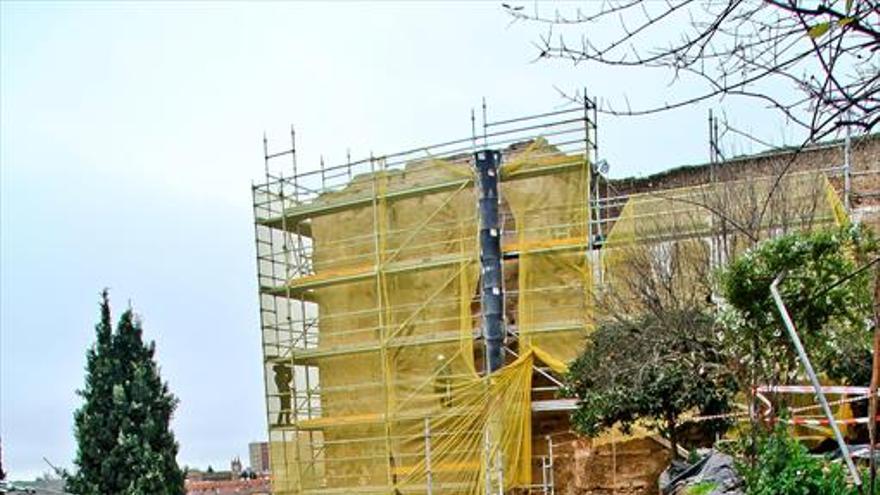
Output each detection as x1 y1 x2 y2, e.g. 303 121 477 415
659 450 744 495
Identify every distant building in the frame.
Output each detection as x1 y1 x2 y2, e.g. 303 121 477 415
184 456 269 495
185 478 270 495
248 442 270 473
186 465 236 483
231 456 242 479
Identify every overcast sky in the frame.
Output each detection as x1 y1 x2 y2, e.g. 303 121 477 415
0 1 813 479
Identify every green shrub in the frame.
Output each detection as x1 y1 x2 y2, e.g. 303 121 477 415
717 225 877 387
737 422 861 495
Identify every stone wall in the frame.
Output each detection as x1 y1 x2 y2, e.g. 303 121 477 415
605 133 880 232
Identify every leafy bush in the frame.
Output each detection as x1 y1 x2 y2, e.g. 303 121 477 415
736 422 861 495
718 225 877 386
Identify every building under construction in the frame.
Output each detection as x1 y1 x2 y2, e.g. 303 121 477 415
252 102 879 494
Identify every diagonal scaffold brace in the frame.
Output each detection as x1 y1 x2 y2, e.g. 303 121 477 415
770 272 862 488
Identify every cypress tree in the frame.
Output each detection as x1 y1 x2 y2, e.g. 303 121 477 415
67 290 117 494
67 291 185 494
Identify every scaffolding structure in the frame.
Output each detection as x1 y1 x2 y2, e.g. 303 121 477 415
252 100 853 495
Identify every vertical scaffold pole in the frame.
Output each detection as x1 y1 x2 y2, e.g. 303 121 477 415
484 429 492 495
541 456 549 495
496 449 504 495
475 149 504 374
546 435 555 495
425 417 433 495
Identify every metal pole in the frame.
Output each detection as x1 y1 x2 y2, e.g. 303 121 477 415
482 97 488 148
496 448 504 495
471 108 477 153
708 110 715 182
713 113 720 179
425 417 433 495
484 428 492 495
541 456 549 495
546 435 555 495
291 126 298 200
770 273 862 486
263 132 270 181
585 91 595 251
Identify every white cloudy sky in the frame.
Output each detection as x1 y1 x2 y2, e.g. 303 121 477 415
1 1 810 479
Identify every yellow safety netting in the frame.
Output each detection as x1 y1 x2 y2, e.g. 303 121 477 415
268 152 556 494
501 139 593 368
602 171 843 312
600 170 851 443
265 143 849 494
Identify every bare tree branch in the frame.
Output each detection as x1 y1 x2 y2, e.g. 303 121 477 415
505 0 880 140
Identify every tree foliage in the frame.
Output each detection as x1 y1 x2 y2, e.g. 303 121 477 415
566 309 738 456
66 291 184 495
718 225 877 386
